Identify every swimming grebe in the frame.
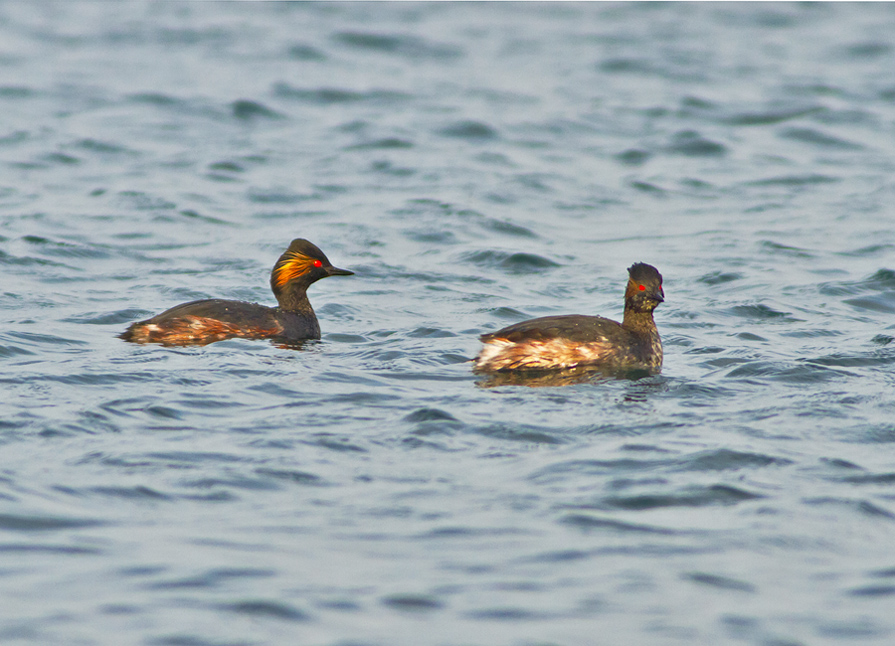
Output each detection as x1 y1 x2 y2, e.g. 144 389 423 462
474 263 663 372
119 239 352 346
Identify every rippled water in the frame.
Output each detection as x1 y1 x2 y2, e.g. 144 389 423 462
2 2 895 645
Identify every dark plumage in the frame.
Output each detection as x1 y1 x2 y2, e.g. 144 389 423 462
119 239 352 346
474 262 664 372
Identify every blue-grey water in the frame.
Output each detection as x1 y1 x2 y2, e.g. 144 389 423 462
2 2 895 645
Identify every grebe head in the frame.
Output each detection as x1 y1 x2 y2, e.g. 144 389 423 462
625 262 664 312
271 239 353 297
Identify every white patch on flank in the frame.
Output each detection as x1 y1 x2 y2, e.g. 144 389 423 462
475 337 615 371
474 339 514 369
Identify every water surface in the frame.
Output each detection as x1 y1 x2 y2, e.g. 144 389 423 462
2 3 895 645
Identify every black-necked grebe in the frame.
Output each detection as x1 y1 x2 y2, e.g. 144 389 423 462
119 239 353 346
474 262 663 372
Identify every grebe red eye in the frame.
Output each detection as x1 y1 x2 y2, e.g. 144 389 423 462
313 259 323 268
638 284 646 291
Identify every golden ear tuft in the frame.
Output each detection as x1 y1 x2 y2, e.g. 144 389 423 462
273 252 315 289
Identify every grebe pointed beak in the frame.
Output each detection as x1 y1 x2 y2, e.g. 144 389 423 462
654 286 665 302
326 266 354 277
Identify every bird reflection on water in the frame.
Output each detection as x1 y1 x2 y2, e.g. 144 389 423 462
475 364 658 388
